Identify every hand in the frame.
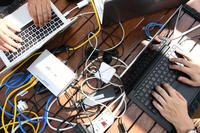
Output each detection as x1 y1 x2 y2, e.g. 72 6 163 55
28 0 51 26
169 50 200 87
152 83 195 133
0 19 22 52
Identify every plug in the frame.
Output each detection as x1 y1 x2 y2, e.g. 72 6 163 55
17 100 28 111
77 0 90 8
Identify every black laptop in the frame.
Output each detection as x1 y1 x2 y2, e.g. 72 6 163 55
121 5 200 132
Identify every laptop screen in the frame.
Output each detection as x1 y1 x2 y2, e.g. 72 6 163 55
94 0 182 25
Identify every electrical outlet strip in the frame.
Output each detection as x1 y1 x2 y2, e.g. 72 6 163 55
87 111 115 133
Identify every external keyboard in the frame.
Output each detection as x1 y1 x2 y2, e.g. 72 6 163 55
4 11 64 62
128 45 181 114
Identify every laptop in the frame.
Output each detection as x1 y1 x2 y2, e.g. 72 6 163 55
93 0 183 25
121 5 200 132
0 2 76 75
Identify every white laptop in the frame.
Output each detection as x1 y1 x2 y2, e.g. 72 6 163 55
0 2 76 74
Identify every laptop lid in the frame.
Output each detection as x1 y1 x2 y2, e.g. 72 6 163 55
94 0 182 25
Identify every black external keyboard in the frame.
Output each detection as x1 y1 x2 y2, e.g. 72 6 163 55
3 11 64 62
128 44 182 112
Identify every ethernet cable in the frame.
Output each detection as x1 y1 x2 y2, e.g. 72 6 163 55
68 0 102 51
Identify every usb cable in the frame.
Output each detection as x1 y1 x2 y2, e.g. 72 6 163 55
63 0 90 17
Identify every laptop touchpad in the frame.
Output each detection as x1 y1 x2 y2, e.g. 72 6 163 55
174 82 200 104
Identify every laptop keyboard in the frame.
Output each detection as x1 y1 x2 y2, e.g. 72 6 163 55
3 11 64 62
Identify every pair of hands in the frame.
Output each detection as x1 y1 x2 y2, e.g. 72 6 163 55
152 50 200 132
0 0 51 52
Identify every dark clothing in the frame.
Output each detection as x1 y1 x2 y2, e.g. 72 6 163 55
0 0 15 6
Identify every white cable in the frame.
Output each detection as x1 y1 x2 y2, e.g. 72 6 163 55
63 0 91 17
89 22 125 52
85 32 98 69
172 5 200 40
115 98 127 118
113 94 125 114
46 98 77 131
173 5 183 33
12 116 76 133
63 6 78 17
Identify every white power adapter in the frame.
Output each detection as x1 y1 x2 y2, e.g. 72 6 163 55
94 62 116 84
88 111 115 133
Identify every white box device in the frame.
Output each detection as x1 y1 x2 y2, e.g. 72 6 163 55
28 50 77 96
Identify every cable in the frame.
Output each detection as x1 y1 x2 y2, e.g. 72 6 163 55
144 22 163 39
63 6 78 17
63 0 90 17
68 0 101 51
12 79 38 131
1 77 36 133
46 97 76 131
0 52 41 86
88 22 125 52
13 116 76 132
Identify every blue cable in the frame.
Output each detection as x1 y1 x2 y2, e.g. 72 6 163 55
144 22 163 39
1 72 54 132
38 95 53 133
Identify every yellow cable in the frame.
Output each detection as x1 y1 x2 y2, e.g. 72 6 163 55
0 52 41 86
0 122 36 133
68 0 101 51
12 80 38 131
1 110 40 133
1 77 36 133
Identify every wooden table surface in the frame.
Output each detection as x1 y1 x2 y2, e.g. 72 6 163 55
0 0 189 133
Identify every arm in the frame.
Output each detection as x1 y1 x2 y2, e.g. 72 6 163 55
27 0 52 26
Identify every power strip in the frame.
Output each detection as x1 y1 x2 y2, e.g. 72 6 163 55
87 111 115 133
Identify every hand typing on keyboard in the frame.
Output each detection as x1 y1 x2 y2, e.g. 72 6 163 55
28 0 51 26
0 19 22 52
152 83 195 133
169 50 200 87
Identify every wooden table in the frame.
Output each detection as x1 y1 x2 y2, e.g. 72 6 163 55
1 0 193 133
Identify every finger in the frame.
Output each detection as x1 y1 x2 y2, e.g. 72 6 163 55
169 58 191 67
0 45 9 52
175 50 192 61
2 28 22 42
6 21 21 32
178 76 196 86
36 3 44 26
46 0 52 21
169 64 191 75
152 100 163 112
152 91 166 105
0 33 21 49
155 85 170 101
42 9 49 24
162 83 176 97
1 42 17 52
28 1 38 25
